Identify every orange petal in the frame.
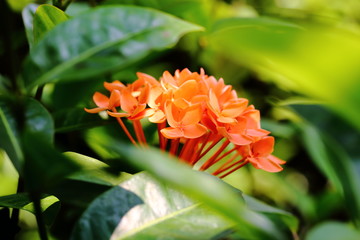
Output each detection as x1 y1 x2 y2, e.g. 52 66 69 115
107 111 130 118
221 100 248 118
93 92 109 108
217 127 252 145
183 124 208 139
208 89 221 114
120 89 138 114
252 136 274 156
161 127 183 139
246 128 270 137
164 101 179 127
136 72 159 86
249 157 284 172
129 108 155 120
173 98 190 109
161 71 177 87
108 90 121 108
268 155 286 164
174 80 198 101
84 107 107 114
149 110 166 123
104 80 125 91
217 116 237 124
181 104 202 125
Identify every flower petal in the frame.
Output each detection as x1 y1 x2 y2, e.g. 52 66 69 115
182 104 202 125
104 80 125 91
252 136 274 157
120 89 138 113
249 156 284 172
93 92 109 108
149 110 166 123
107 111 130 118
161 127 183 139
84 107 107 114
108 90 121 108
183 124 208 139
174 80 198 101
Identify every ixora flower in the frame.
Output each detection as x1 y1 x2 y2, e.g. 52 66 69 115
85 69 285 178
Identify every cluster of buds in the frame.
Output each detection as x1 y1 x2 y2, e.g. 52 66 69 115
85 69 285 178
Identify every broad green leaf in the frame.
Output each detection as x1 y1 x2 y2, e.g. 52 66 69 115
111 172 233 240
0 193 58 214
0 150 19 196
22 5 203 91
23 97 54 144
306 221 360 240
54 107 108 133
0 193 60 225
244 194 298 234
6 0 33 12
33 4 69 44
0 97 54 171
97 140 288 240
22 132 80 191
299 122 360 226
22 3 39 49
208 17 360 131
70 186 142 240
0 108 23 171
64 152 129 186
103 0 211 27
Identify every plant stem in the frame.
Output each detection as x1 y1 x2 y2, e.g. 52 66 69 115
31 193 48 240
10 178 24 224
35 85 45 101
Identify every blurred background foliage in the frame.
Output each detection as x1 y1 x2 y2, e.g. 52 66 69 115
1 0 360 239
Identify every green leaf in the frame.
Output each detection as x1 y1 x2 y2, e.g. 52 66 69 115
22 3 39 49
70 185 143 240
33 4 69 44
23 132 80 191
306 221 360 240
98 141 288 240
0 193 58 214
0 108 23 171
64 152 128 186
244 195 298 234
0 193 60 226
54 107 108 133
23 98 54 144
208 17 360 131
299 122 360 226
22 5 203 91
111 172 233 239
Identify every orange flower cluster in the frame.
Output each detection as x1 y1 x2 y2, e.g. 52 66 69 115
85 69 285 177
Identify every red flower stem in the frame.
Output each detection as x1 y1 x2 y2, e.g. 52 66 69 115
169 138 180 156
198 135 222 160
157 122 167 150
179 138 191 160
133 120 147 146
189 133 210 165
218 160 249 179
180 138 200 163
214 156 247 175
112 108 137 146
210 146 238 167
213 152 240 174
200 139 230 171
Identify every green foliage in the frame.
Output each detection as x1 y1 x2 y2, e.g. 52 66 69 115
22 5 203 91
70 186 142 240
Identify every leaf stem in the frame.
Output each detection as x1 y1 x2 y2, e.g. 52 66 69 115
31 192 48 240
